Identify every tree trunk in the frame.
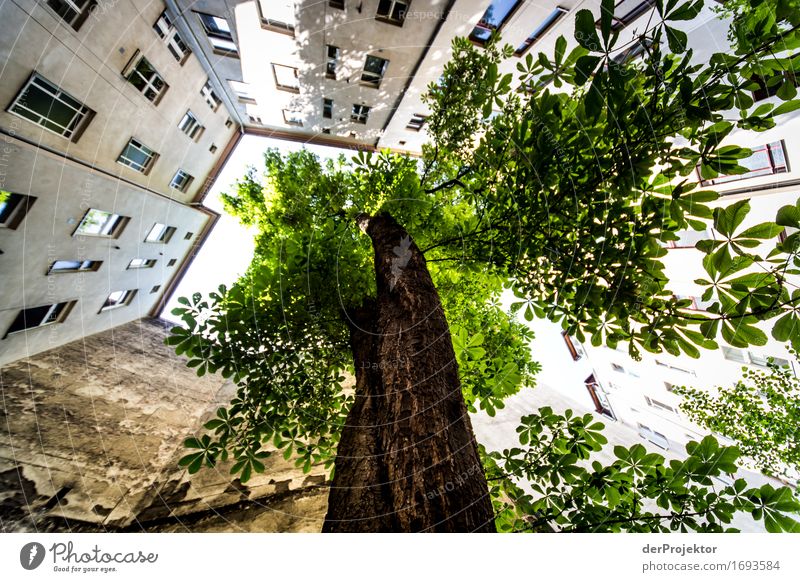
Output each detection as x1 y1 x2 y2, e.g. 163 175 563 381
323 213 495 532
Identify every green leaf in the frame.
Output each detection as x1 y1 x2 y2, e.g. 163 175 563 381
575 10 601 52
665 27 688 53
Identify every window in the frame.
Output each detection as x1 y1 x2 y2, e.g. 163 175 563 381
127 258 156 269
283 109 303 126
8 73 94 141
351 104 370 124
178 111 203 140
100 289 137 312
48 259 101 274
323 98 333 119
470 0 522 44
0 192 36 229
123 54 168 104
326 45 339 79
117 138 158 174
225 118 233 128
722 346 790 368
611 363 625 373
664 382 675 392
272 64 300 92
329 0 344 8
698 141 788 187
145 223 176 243
599 0 656 32
167 258 177 267
376 0 409 25
406 113 427 131
655 360 696 376
197 12 238 56
361 55 388 87
209 143 218 153
169 169 194 192
4 302 75 337
258 0 295 35
515 7 568 56
74 209 128 238
638 423 669 450
561 331 581 361
201 80 221 110
153 10 191 63
184 231 194 240
645 396 680 415
150 285 161 293
229 80 256 103
322 128 331 134
612 38 653 65
46 0 96 31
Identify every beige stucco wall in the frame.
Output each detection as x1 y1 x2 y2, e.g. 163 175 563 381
0 318 328 532
0 0 238 203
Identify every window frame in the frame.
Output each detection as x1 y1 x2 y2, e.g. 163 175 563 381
117 137 158 174
127 258 156 270
257 0 295 36
697 140 789 187
469 0 523 46
178 110 203 140
405 113 427 131
0 192 36 229
3 301 76 338
122 52 168 105
153 10 191 64
514 6 568 56
73 208 129 238
282 109 303 126
47 259 102 274
144 222 176 244
45 0 97 32
99 289 137 313
201 80 222 111
326 45 340 79
196 12 238 57
169 169 194 193
7 73 94 142
596 0 656 32
376 0 409 26
272 63 300 93
351 104 370 124
361 55 389 88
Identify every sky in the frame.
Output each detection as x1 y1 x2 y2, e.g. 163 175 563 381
161 134 355 324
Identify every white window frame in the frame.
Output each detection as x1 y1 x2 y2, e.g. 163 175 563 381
326 45 339 79
145 223 176 243
272 63 300 92
201 80 221 110
361 55 388 87
351 104 370 124
48 259 101 274
117 138 158 174
99 290 137 312
197 12 238 56
73 208 128 238
127 258 156 269
178 111 203 140
169 169 194 192
645 396 680 415
46 0 96 31
282 109 303 126
376 0 409 24
123 54 168 104
8 73 93 141
4 301 75 337
258 0 295 35
154 11 191 64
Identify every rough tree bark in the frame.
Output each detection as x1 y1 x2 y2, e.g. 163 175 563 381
323 213 495 532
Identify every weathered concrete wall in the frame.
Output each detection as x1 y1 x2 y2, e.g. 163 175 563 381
0 317 328 532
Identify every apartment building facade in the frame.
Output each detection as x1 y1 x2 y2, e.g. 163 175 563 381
0 0 241 366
